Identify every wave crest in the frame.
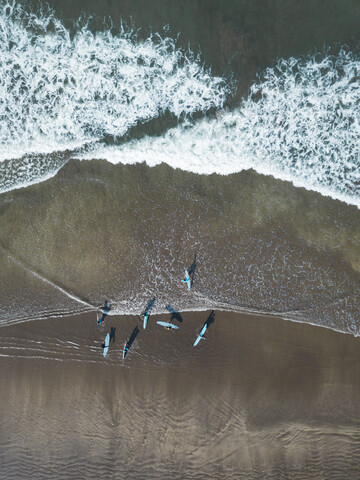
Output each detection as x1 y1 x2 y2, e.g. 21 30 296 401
0 1 227 164
83 49 360 206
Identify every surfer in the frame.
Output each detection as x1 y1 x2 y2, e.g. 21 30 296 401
193 311 215 347
181 269 191 290
123 343 129 359
141 296 156 329
141 309 150 329
182 255 196 291
97 300 112 324
164 319 174 330
156 317 180 330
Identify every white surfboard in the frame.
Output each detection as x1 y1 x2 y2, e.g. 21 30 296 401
143 313 149 329
193 324 207 347
103 333 110 357
157 321 179 329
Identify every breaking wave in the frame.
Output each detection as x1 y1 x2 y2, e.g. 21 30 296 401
0 1 227 190
80 49 360 207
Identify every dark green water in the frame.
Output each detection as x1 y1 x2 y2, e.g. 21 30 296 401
32 0 360 100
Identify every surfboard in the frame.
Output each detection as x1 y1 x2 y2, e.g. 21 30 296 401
193 324 207 347
103 333 110 357
182 268 191 291
157 321 179 329
143 313 149 329
122 342 128 359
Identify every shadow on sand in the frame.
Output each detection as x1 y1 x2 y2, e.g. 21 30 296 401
143 296 156 315
97 300 112 324
205 310 215 328
110 326 116 343
123 325 140 359
165 304 183 324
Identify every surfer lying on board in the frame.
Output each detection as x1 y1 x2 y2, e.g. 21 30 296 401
97 300 112 324
162 319 174 330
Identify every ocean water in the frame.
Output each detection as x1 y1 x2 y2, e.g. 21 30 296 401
81 50 360 206
0 0 360 333
0 2 228 190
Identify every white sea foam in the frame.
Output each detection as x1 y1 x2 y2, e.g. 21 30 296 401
1 2 359 206
0 2 227 162
77 49 360 207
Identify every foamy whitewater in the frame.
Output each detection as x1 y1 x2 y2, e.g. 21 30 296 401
1 2 360 207
79 50 360 207
0 2 227 189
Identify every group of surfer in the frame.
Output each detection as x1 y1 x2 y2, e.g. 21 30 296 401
100 259 214 359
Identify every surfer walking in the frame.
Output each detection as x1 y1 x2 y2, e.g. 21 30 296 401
181 269 191 290
97 300 112 324
142 296 156 329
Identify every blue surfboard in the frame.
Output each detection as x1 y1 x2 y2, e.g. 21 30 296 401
103 333 110 357
193 324 207 347
157 321 179 330
143 312 149 329
122 342 129 359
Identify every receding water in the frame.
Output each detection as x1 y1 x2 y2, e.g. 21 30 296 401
1 160 359 336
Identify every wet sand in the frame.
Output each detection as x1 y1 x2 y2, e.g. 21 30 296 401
1 310 360 479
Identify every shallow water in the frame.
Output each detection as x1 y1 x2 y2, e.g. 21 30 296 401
1 161 360 335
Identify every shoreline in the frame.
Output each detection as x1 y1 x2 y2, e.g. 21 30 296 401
3 307 360 365
1 300 358 341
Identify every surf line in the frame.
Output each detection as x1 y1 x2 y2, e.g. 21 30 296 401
1 245 95 310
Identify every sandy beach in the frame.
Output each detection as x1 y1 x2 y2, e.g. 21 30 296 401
1 310 360 479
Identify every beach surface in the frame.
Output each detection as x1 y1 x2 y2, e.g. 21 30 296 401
1 310 360 479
